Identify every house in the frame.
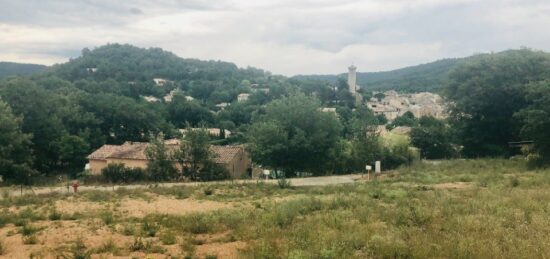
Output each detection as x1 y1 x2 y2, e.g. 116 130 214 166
215 102 230 110
143 96 160 102
179 128 232 138
237 93 250 102
153 78 171 86
319 107 337 114
86 67 98 73
87 141 251 179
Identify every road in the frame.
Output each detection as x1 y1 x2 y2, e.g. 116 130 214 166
2 174 365 197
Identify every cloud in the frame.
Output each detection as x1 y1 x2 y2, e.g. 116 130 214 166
0 0 549 75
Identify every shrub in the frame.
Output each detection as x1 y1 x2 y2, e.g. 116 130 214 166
277 177 292 189
0 240 5 255
160 231 177 245
200 162 230 181
203 188 214 196
49 210 62 221
21 225 39 236
94 239 119 254
22 235 38 245
102 164 149 184
129 237 145 252
142 221 158 237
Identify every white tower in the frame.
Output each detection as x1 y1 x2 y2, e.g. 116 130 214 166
348 65 357 94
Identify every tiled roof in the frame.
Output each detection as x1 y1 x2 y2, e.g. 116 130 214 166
210 145 243 164
88 142 244 164
108 142 150 160
87 145 123 160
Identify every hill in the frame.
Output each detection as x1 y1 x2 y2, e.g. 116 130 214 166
294 58 465 93
0 62 47 77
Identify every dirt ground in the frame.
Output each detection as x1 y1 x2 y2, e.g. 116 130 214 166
0 193 245 258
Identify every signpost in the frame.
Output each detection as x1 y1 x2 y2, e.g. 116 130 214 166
262 170 270 180
365 165 372 180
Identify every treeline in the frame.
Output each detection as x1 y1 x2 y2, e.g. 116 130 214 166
1 44 550 185
293 58 463 93
0 62 47 78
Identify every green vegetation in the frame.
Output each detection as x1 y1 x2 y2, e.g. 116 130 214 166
0 159 548 257
294 58 462 92
0 62 47 78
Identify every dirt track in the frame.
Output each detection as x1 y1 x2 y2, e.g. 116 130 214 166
1 174 367 197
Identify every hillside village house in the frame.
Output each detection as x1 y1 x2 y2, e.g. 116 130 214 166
87 141 251 179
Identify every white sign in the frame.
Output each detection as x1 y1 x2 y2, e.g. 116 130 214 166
365 165 372 171
262 170 270 176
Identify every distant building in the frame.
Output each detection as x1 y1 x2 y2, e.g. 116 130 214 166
86 67 98 73
319 107 337 114
367 91 447 122
179 128 232 138
87 141 251 179
216 102 230 110
348 65 363 105
143 96 160 102
237 93 250 102
153 78 171 86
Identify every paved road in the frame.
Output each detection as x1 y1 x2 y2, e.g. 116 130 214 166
2 174 364 197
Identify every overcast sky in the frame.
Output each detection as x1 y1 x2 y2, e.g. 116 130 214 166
1 0 549 75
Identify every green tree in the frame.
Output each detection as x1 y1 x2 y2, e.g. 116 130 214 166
387 111 417 130
247 94 342 176
516 81 550 165
58 135 90 177
410 117 457 159
0 99 36 183
145 133 177 181
173 128 212 180
445 49 550 157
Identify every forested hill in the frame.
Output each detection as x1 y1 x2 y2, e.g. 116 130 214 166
293 58 464 93
50 44 269 83
0 62 47 77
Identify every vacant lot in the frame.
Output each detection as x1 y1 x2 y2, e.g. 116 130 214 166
0 159 549 258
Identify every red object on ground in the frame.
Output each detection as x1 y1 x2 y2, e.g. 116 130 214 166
72 181 80 193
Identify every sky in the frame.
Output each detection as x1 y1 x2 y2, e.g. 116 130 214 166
1 0 549 76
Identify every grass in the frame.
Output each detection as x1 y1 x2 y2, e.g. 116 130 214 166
1 159 550 258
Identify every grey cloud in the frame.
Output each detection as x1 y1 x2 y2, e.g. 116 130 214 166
0 0 550 75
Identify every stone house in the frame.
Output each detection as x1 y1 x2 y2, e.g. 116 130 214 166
87 141 251 179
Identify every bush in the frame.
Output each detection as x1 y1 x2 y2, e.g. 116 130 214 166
200 162 230 181
277 177 292 189
101 164 149 184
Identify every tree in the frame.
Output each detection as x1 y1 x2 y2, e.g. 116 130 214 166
247 94 342 176
516 81 550 165
0 99 36 183
58 135 90 177
445 49 550 157
173 128 213 180
410 117 457 159
145 133 177 181
387 111 417 130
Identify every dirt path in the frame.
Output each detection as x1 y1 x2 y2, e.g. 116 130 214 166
1 174 365 197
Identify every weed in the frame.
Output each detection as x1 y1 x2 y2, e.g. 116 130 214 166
0 240 5 255
122 224 135 236
277 178 292 189
49 210 62 221
21 224 40 236
160 231 177 245
94 238 119 254
129 237 146 252
100 211 114 225
510 177 520 187
142 221 158 237
204 188 214 196
22 235 38 245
